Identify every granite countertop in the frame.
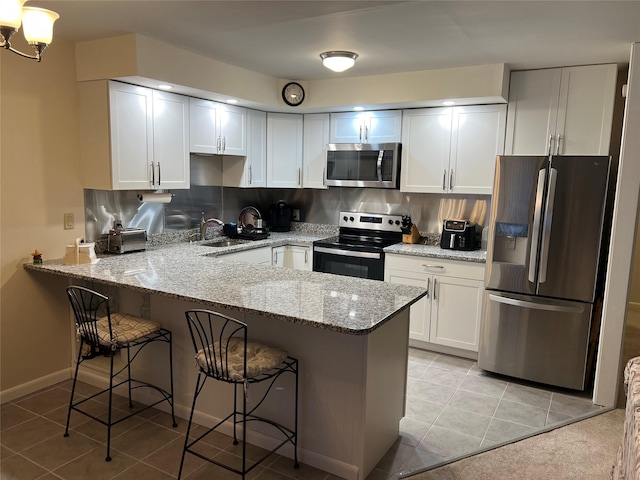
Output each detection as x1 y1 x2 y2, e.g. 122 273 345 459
384 243 487 263
24 231 427 336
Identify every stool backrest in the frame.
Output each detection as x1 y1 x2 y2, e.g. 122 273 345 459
185 309 247 382
66 286 112 349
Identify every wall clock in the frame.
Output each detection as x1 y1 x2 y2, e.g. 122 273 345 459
282 82 305 107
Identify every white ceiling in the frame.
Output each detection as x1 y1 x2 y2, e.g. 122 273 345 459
44 0 640 81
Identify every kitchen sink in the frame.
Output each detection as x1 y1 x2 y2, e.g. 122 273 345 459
201 239 249 248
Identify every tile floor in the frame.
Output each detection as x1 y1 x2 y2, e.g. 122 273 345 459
0 348 603 480
368 348 604 479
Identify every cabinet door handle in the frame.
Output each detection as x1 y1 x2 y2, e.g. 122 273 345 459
547 134 554 155
222 136 226 153
556 134 562 155
217 136 221 153
442 169 447 191
422 264 445 270
150 162 155 187
426 278 430 299
305 249 308 263
274 251 278 264
323 167 326 186
449 169 454 190
157 162 161 186
298 168 301 186
359 125 363 143
433 278 438 300
249 165 252 185
365 126 369 142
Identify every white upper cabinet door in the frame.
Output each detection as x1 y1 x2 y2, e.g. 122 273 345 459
218 104 247 156
504 68 561 155
153 90 190 189
449 104 506 195
505 64 617 155
302 113 329 189
400 108 452 193
109 82 154 190
556 64 617 155
189 97 218 155
329 110 402 143
246 109 267 187
367 110 403 143
267 113 303 188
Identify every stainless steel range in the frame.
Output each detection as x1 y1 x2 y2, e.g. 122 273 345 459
313 211 403 281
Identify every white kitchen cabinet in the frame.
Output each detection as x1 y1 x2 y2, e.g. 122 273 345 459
189 98 247 156
78 80 189 190
385 254 484 352
400 105 506 194
290 245 312 271
221 247 272 265
302 113 329 189
505 64 617 155
222 109 267 187
330 110 402 143
267 113 303 188
271 245 312 271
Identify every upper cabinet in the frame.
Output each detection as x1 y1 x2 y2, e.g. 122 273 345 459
223 109 267 188
401 105 506 194
302 113 330 189
267 113 303 188
78 80 190 191
505 64 617 155
189 98 247 156
329 110 402 143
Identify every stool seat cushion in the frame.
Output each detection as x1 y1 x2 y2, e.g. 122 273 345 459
196 338 288 381
96 313 162 347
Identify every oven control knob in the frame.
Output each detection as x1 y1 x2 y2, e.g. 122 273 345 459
395 220 400 225
349 216 354 222
388 220 393 225
343 216 348 222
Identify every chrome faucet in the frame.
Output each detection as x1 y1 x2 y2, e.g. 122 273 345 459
200 212 224 241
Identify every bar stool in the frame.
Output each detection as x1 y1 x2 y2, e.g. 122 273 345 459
64 285 176 461
178 309 298 479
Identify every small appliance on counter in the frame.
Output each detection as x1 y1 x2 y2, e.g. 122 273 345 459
440 219 479 251
107 223 147 253
400 215 421 244
64 237 99 265
269 200 293 232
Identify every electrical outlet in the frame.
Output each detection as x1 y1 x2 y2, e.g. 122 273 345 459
292 209 300 221
64 213 74 230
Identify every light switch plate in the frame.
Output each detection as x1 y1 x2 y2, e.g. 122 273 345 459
64 213 74 230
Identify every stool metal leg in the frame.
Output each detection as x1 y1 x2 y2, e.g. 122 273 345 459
64 339 84 439
168 331 177 428
294 358 299 468
105 352 115 461
178 372 204 480
126 345 133 408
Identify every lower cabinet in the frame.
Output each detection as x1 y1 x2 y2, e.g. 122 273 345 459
272 245 312 271
220 247 272 265
385 254 484 353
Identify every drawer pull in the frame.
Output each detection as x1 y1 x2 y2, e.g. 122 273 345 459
422 264 445 269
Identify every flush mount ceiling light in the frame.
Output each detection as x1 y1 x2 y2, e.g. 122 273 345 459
0 0 59 62
320 51 358 73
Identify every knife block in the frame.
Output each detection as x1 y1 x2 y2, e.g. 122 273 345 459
402 225 421 244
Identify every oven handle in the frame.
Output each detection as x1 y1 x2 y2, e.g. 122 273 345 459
314 246 381 259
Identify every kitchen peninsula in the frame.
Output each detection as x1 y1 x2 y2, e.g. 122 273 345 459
25 237 427 480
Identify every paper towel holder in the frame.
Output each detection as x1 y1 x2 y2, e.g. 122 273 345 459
137 192 174 204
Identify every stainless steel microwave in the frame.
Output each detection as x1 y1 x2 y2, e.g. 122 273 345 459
325 143 401 189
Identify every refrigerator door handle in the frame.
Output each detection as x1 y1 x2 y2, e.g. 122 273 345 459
528 169 547 283
488 294 585 314
539 167 558 284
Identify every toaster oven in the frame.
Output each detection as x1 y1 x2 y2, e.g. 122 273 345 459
440 220 479 251
107 228 147 254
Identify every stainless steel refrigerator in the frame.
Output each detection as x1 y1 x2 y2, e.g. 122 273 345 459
478 155 611 390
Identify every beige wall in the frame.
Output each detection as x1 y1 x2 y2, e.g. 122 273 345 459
0 37 83 394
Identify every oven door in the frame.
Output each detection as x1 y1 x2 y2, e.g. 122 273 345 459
313 246 385 281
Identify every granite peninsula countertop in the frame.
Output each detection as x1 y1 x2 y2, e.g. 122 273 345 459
24 231 427 335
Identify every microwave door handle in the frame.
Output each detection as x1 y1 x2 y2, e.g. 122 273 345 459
528 168 547 283
538 167 557 283
377 150 384 181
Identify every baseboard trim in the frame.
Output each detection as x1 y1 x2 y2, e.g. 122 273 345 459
74 370 360 480
0 368 71 404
